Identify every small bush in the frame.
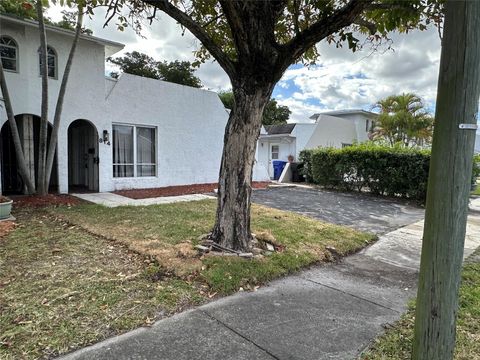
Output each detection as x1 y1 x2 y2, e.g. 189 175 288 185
472 153 480 185
302 143 433 202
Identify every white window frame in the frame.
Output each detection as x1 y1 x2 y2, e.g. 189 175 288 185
270 144 280 160
0 36 18 73
112 123 157 178
136 126 157 177
38 45 57 79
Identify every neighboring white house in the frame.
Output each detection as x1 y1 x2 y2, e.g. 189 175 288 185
476 134 480 153
256 110 377 179
0 14 270 194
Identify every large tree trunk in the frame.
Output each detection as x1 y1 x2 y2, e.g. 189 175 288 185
211 83 273 251
0 62 36 194
44 7 84 191
412 1 480 358
36 0 49 196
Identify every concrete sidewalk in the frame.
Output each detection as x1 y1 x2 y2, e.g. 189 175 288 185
72 192 214 207
58 212 480 360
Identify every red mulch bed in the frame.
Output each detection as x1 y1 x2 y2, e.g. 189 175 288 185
9 194 84 208
114 182 271 200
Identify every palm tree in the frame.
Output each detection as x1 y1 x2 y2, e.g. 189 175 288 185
372 93 434 147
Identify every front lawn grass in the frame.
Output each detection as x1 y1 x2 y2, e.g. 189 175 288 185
361 255 480 360
1 200 374 359
0 209 204 360
54 200 375 294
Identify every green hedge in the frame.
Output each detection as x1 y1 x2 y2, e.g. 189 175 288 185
300 144 480 202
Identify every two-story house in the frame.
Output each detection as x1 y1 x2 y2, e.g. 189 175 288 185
0 14 270 195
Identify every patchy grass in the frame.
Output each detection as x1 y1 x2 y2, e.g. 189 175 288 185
1 200 374 359
361 257 480 360
54 200 375 294
472 186 480 196
0 209 205 360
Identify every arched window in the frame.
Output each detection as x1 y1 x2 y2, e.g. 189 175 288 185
38 46 57 78
0 36 18 72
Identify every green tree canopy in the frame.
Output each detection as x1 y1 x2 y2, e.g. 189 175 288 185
108 51 202 88
0 0 36 18
371 93 434 147
157 60 202 88
218 90 290 125
108 51 159 79
0 0 92 34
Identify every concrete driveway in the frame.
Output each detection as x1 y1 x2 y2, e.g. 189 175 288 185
252 186 425 234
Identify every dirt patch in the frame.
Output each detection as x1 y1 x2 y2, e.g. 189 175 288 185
114 182 271 199
0 221 16 238
10 194 84 208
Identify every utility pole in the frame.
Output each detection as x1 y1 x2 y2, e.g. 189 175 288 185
412 1 480 359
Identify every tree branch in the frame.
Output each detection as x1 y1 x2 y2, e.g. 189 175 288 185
354 18 377 34
0 62 36 194
141 0 236 79
45 5 85 189
218 0 250 57
281 0 374 68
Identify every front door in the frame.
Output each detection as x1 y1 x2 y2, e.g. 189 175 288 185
85 145 99 191
268 143 280 179
68 120 99 192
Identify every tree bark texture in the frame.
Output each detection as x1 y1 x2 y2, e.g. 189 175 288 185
36 0 49 195
211 84 273 250
139 0 371 252
0 62 36 194
44 7 84 190
412 1 480 358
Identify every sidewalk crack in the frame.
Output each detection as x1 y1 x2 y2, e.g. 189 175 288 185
302 277 401 314
200 310 280 360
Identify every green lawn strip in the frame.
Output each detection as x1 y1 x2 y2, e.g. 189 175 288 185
361 258 480 360
0 209 205 360
53 200 375 294
472 186 480 196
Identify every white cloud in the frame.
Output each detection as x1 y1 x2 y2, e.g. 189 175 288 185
46 5 231 90
279 28 442 122
46 6 441 122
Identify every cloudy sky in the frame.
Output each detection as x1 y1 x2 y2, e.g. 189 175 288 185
48 6 442 123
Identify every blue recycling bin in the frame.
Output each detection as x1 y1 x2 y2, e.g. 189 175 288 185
273 160 287 180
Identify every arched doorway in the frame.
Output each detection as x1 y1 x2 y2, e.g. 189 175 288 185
68 120 99 192
0 114 58 194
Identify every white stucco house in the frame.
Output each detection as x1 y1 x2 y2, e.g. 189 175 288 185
0 14 271 194
256 110 377 179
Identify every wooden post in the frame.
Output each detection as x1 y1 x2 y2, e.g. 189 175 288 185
412 1 480 359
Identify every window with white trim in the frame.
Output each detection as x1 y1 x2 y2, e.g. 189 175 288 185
0 36 18 72
271 145 279 160
38 45 57 78
113 124 156 178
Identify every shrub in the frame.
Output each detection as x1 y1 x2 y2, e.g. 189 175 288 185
299 149 314 182
302 143 432 202
472 153 480 186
